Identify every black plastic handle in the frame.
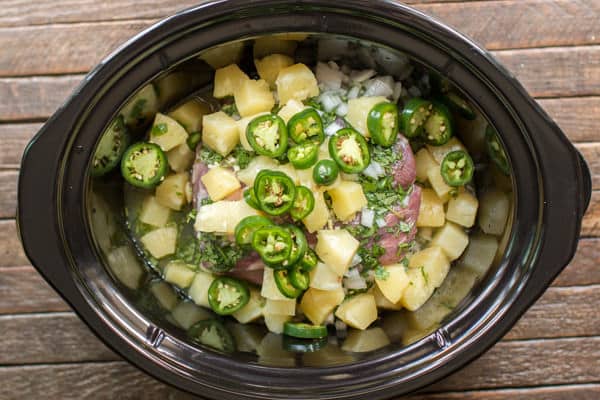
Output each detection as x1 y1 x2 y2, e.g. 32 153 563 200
577 150 592 218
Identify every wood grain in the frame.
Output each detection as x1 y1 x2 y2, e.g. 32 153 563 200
0 266 68 314
0 170 17 218
553 238 600 286
0 220 28 267
582 191 600 237
0 123 40 168
0 313 117 364
0 75 81 121
576 143 600 190
538 97 600 143
408 384 600 400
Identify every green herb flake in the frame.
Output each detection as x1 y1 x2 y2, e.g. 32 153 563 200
130 98 147 120
232 145 254 169
151 122 168 136
374 265 390 281
419 266 429 285
198 146 224 166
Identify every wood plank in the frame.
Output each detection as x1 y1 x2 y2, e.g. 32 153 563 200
430 337 600 391
538 96 600 143
0 220 28 267
553 238 600 286
407 384 600 400
0 362 195 400
0 75 81 121
581 191 600 237
0 337 597 397
0 266 68 314
0 170 17 219
0 123 40 168
576 143 600 190
0 313 117 364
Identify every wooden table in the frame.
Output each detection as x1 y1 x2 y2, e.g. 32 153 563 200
1 1 599 399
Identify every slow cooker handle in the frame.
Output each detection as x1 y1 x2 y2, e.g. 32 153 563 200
18 112 82 304
576 150 592 217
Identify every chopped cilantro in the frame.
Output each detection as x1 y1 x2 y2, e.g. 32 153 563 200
197 232 246 273
200 197 214 206
386 221 412 235
221 101 239 117
232 146 254 169
198 146 224 165
371 144 401 174
130 99 147 120
185 209 197 224
419 266 429 285
151 122 168 136
374 265 390 281
400 257 409 269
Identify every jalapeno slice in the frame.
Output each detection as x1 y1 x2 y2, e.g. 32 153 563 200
254 170 296 216
328 128 371 173
246 114 288 157
288 141 319 169
367 102 399 147
92 115 129 177
288 108 325 144
289 264 310 290
298 248 318 271
187 131 202 151
120 142 168 188
235 215 273 246
443 92 476 120
208 277 250 315
188 319 236 353
423 102 453 146
290 185 315 220
401 98 432 138
274 269 304 298
283 322 328 339
243 187 261 210
441 150 474 186
313 159 339 186
282 336 328 353
485 126 510 175
252 226 293 266
285 224 308 267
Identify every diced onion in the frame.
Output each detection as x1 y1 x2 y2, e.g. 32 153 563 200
361 208 375 227
362 161 384 179
350 69 377 83
320 92 343 112
316 62 344 90
392 81 403 103
363 76 395 98
335 102 348 116
350 254 362 268
343 275 367 290
325 119 345 136
347 86 360 100
376 217 387 227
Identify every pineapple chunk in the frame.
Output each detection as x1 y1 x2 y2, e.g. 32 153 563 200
335 293 378 330
202 111 240 156
232 288 265 323
414 148 438 183
226 322 265 352
277 99 306 124
168 98 210 133
446 190 479 227
426 137 467 164
188 270 216 308
149 113 188 152
478 190 510 236
302 191 329 233
140 226 177 259
417 188 445 227
201 167 241 201
346 96 388 137
155 172 189 210
150 282 178 311
264 298 296 316
139 195 170 227
106 246 144 289
460 232 499 275
401 246 450 311
200 41 245 69
234 79 275 117
254 36 297 58
309 262 343 291
341 328 390 353
255 54 294 87
430 222 469 261
327 181 368 221
236 155 280 186
300 287 345 325
171 301 211 329
276 63 319 104
315 229 360 276
166 143 195 173
237 112 270 151
373 286 403 311
418 227 434 241
427 164 453 200
261 268 289 300
213 64 249 98
375 264 410 304
163 260 196 288
194 200 260 235
263 314 292 335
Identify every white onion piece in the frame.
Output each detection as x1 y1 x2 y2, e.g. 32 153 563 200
320 92 342 112
376 217 387 228
361 208 375 227
350 253 362 268
350 69 377 83
343 275 367 290
316 62 344 90
392 81 403 103
363 76 394 98
362 161 384 179
347 86 360 100
335 102 348 116
325 120 345 136
345 267 361 278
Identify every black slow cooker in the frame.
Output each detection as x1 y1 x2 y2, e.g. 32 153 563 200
17 1 591 398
